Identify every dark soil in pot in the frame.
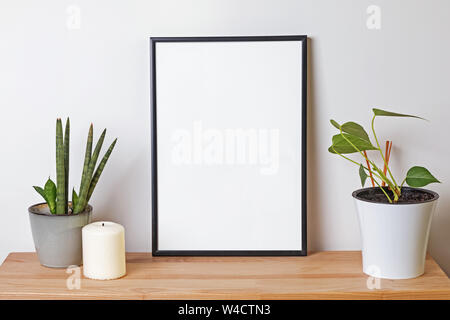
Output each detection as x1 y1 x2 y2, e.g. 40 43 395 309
352 187 438 204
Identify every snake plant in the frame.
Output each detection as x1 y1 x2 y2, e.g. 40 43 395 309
328 108 440 203
33 118 117 214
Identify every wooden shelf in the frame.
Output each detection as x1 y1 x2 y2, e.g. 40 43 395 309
0 251 448 299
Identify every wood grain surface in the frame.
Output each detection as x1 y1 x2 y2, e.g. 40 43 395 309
0 251 448 300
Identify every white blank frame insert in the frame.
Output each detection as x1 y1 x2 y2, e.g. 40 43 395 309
151 36 307 256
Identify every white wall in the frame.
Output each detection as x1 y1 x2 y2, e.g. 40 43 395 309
1 0 449 275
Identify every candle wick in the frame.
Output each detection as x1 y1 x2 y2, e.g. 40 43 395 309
102 223 104 227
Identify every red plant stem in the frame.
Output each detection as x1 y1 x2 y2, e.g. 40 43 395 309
363 151 375 187
388 141 392 161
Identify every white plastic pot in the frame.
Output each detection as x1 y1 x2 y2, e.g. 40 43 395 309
353 187 439 279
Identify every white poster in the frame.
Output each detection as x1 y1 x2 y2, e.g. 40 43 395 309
151 36 307 255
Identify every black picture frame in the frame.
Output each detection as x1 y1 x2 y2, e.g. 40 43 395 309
151 35 307 256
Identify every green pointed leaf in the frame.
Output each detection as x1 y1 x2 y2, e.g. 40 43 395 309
72 188 78 213
44 178 57 214
75 124 93 214
330 119 341 130
64 118 70 214
328 133 377 154
75 128 107 214
330 120 371 143
405 166 440 188
359 164 368 187
341 122 371 143
86 138 117 203
33 186 48 202
55 118 65 214
372 108 425 120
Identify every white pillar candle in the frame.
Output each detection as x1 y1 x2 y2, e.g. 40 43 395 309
82 221 126 280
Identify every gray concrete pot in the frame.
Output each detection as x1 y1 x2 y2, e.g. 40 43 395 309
28 203 92 268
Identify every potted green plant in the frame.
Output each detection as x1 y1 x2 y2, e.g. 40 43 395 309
29 118 117 268
329 108 440 279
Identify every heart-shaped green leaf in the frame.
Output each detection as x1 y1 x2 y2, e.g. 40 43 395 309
341 122 371 143
44 178 57 214
405 166 440 187
328 133 378 154
372 108 425 120
330 120 371 143
359 164 368 187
